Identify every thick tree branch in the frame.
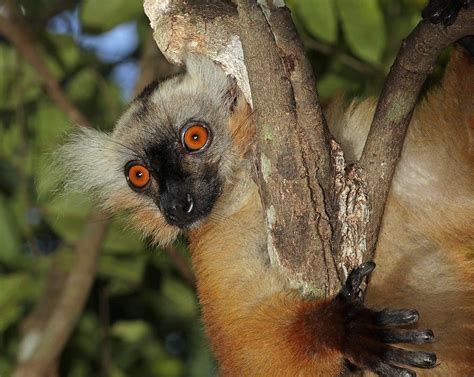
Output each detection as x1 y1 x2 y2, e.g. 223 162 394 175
234 0 339 295
360 7 474 257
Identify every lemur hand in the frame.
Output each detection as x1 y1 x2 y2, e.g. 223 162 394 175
422 0 470 26
336 262 437 376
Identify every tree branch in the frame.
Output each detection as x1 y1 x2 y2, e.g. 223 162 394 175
234 0 340 295
359 6 474 257
13 212 108 377
0 0 91 128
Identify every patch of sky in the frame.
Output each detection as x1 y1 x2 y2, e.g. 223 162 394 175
47 8 139 101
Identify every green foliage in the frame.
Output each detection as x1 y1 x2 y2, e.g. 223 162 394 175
296 0 338 43
287 0 425 99
0 3 213 374
336 0 386 63
80 0 144 32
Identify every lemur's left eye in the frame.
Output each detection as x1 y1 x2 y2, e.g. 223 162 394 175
125 161 150 191
181 123 211 152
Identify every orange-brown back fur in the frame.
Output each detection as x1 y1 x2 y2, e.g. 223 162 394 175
328 47 474 376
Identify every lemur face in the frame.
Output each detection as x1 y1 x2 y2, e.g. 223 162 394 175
55 56 253 246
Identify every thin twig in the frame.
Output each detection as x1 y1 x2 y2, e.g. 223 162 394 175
165 245 196 289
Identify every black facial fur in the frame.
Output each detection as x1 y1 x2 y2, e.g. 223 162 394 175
135 70 186 103
145 140 221 229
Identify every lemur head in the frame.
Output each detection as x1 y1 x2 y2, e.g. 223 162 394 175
55 55 254 246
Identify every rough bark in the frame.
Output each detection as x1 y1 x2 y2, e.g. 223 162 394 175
234 0 338 295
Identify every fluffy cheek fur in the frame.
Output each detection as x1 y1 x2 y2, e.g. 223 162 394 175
53 128 180 247
107 191 180 246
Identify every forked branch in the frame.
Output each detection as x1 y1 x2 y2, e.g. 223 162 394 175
144 0 474 297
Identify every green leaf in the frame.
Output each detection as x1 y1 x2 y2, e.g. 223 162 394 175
80 0 143 32
0 304 22 333
111 320 152 343
43 193 92 243
49 34 81 71
73 311 100 358
66 68 98 104
0 197 21 264
297 0 338 43
157 278 197 319
317 73 360 99
0 273 37 331
98 253 146 295
34 100 72 150
103 218 144 254
45 34 81 80
0 45 42 111
336 0 386 63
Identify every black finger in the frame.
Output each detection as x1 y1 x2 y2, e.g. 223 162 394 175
339 262 375 301
347 262 375 290
441 4 461 25
380 329 435 344
375 309 419 326
371 361 416 377
384 348 437 369
421 0 447 20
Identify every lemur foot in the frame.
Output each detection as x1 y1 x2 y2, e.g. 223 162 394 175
422 0 470 26
336 262 437 377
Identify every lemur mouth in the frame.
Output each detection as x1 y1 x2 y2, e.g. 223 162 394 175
159 191 217 230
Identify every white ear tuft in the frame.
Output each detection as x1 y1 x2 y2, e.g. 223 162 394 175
48 128 133 201
185 54 240 111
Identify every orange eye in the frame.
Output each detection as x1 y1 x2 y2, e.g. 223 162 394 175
125 162 150 191
182 123 210 152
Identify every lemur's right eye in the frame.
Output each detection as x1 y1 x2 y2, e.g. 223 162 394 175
181 122 211 153
125 161 150 191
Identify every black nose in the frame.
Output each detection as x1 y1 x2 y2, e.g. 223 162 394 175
162 193 194 226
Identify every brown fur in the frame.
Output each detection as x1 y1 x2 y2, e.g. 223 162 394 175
189 187 346 376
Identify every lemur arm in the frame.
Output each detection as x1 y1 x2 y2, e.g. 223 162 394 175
189 189 436 376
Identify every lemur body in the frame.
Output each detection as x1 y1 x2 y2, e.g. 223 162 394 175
56 16 474 377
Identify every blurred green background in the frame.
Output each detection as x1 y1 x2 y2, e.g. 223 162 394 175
0 0 438 376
